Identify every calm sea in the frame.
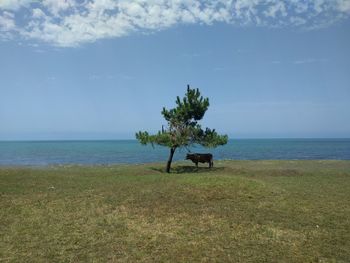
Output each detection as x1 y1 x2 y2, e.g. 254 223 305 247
0 139 349 166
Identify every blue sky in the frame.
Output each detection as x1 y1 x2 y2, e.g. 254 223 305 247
0 0 350 140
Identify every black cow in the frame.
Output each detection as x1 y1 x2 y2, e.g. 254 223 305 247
186 153 213 168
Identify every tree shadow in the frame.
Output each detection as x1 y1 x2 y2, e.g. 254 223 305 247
150 165 225 174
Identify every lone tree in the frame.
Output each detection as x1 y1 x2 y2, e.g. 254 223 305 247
136 85 228 173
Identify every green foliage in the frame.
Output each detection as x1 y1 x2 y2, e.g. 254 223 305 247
161 87 209 125
136 85 228 150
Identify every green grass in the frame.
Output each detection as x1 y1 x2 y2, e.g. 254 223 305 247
1 160 350 262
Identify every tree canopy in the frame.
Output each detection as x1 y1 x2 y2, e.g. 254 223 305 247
136 85 228 172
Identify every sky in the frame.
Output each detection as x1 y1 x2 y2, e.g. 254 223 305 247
0 0 350 140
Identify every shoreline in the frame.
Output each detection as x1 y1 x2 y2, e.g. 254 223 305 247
1 159 349 169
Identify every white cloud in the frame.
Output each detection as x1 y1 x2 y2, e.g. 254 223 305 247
0 11 15 30
264 1 287 18
32 8 49 19
337 0 350 13
0 0 33 10
293 1 309 14
42 0 76 16
0 0 350 47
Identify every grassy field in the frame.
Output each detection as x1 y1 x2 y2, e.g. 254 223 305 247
1 160 350 262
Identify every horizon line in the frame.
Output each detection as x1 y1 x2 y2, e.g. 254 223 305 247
1 137 350 143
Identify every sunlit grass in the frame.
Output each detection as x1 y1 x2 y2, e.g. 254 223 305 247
1 160 349 262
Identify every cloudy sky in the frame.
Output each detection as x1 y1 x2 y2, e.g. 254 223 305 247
1 0 350 139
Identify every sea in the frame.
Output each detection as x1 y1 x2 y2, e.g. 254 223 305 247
0 139 349 166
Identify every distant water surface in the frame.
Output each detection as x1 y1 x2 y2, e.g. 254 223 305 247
0 139 349 166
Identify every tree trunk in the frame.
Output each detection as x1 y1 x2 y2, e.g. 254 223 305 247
166 147 176 173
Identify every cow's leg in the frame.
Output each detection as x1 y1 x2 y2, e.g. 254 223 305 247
211 160 214 168
195 162 198 168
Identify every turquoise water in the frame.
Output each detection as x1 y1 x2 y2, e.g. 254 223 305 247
0 139 349 166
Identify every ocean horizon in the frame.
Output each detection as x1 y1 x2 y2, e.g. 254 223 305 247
1 138 349 166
